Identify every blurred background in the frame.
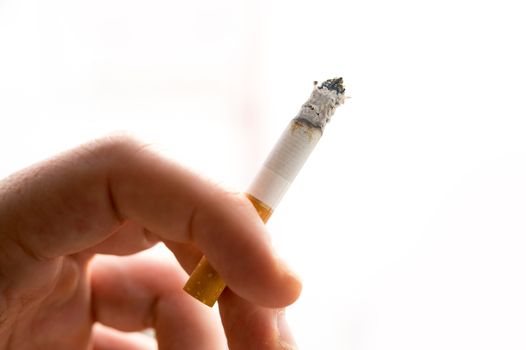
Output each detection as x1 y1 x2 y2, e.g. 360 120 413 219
1 0 526 348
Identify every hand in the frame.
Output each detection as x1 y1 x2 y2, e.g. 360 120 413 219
0 137 301 349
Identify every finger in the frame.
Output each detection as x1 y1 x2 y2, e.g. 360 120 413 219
0 136 300 307
90 251 226 349
219 290 298 350
163 241 202 274
84 221 159 256
92 323 156 350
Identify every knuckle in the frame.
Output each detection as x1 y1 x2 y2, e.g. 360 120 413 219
90 134 145 157
77 134 154 169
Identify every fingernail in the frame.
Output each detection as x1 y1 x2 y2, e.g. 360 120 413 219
277 309 298 349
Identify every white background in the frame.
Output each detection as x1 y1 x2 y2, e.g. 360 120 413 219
1 0 526 348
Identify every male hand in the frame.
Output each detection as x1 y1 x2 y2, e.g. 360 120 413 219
0 137 300 349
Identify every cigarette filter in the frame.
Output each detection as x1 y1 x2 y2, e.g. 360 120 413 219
184 78 346 307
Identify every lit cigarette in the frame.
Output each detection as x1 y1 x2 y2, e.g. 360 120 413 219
183 78 346 307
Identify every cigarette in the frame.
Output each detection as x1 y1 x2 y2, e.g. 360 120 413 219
183 78 346 307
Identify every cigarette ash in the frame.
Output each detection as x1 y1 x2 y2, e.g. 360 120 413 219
294 77 346 130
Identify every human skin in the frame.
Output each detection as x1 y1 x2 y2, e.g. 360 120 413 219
0 136 301 349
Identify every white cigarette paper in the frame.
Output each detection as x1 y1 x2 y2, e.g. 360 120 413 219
183 77 346 307
247 78 346 209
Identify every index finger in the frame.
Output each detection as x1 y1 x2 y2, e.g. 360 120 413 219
0 136 301 307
